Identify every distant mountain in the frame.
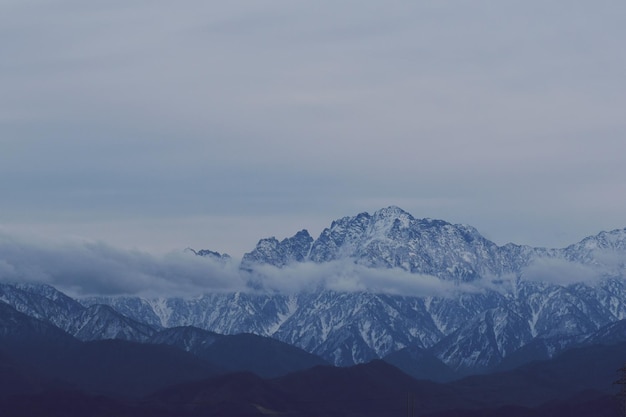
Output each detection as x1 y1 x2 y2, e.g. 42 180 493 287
4 206 626 373
494 333 586 372
241 229 313 270
383 345 456 382
55 339 224 397
241 207 626 286
582 317 626 346
148 343 626 417
243 206 542 281
0 283 157 342
80 279 626 370
0 300 79 363
149 326 328 378
2 292 625 417
0 390 145 417
0 283 85 331
68 303 157 341
147 360 427 417
234 207 626 369
0 301 223 398
186 247 232 262
0 300 78 398
148 325 222 351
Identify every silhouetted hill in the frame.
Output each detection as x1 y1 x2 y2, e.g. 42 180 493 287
53 339 225 397
0 301 224 398
0 389 177 417
383 345 457 382
3 296 626 416
422 391 618 417
199 332 328 377
149 327 328 377
147 343 626 416
148 360 454 416
448 342 625 409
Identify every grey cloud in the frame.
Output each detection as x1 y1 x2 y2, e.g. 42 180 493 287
0 232 621 298
0 233 246 297
591 250 626 272
0 232 485 298
0 232 471 298
520 257 601 286
250 261 480 297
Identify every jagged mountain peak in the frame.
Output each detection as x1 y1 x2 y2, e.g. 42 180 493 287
569 228 626 251
242 229 313 269
243 207 508 281
185 248 232 261
328 206 417 232
561 228 626 271
371 205 413 222
293 229 312 238
236 208 626 287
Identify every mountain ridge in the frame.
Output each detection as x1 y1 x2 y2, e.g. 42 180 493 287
2 206 626 371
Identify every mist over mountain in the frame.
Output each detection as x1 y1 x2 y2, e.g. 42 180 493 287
1 206 624 298
2 207 626 371
0 233 246 297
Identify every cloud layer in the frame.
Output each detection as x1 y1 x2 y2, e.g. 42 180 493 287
250 261 476 297
0 233 246 297
521 257 601 286
1 232 621 298
0 232 474 297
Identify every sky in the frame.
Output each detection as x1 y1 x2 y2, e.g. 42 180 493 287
2 0 626 261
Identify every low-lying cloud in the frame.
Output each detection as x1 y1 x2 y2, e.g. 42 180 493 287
0 233 482 298
249 261 478 297
0 233 246 297
0 232 621 298
521 257 601 286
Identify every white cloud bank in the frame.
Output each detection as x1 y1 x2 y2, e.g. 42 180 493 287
0 233 246 297
0 232 622 298
0 234 476 297
520 257 602 286
250 260 478 297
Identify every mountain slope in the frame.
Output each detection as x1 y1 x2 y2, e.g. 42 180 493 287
68 304 156 342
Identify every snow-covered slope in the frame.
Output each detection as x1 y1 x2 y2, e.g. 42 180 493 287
243 206 556 282
77 279 626 369
0 283 156 342
0 283 85 331
68 304 156 342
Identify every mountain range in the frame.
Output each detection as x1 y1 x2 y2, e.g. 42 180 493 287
69 206 626 372
0 295 623 416
1 206 626 415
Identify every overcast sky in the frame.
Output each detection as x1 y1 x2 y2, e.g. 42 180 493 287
2 0 625 259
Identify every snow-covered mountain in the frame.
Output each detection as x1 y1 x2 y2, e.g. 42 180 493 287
2 206 626 373
242 206 556 282
80 280 626 370
0 283 157 342
0 283 85 331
